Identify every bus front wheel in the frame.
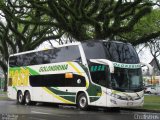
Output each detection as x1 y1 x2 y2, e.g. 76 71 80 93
17 91 24 104
77 93 88 110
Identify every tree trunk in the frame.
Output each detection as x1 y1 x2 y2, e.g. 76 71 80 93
4 72 7 92
153 55 160 71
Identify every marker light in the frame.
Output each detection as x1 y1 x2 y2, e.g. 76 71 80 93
65 73 73 79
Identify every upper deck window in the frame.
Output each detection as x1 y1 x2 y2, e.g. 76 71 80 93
9 45 81 67
82 41 139 64
82 42 106 60
103 42 139 64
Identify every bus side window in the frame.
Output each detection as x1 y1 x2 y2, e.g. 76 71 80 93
23 54 33 66
17 55 24 66
49 46 81 63
89 63 109 87
9 56 17 67
65 74 86 87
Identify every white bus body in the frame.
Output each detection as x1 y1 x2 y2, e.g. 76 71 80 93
8 40 150 110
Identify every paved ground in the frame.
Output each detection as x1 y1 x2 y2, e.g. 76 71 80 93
0 100 159 120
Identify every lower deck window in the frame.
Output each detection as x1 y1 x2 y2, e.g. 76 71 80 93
30 74 86 87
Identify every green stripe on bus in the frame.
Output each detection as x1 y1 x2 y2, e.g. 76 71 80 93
47 87 76 103
12 86 18 92
26 67 40 75
43 87 74 104
90 97 100 102
60 96 75 103
48 87 76 96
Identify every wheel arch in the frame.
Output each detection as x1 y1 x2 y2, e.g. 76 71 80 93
76 91 90 105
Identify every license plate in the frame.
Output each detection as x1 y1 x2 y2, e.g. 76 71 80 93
127 102 133 106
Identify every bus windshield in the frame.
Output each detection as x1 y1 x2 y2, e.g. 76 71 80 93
110 68 143 92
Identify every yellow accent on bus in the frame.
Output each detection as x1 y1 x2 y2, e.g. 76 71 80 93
10 67 29 86
67 62 89 88
43 87 74 104
68 62 82 76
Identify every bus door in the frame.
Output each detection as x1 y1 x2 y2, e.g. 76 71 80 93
89 62 109 106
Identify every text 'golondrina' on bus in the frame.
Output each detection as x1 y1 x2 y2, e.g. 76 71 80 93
7 40 153 110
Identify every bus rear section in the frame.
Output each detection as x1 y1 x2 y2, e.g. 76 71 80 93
7 44 91 107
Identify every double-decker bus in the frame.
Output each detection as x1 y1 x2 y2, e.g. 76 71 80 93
7 40 153 110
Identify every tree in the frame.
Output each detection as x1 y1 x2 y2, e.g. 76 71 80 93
0 0 62 90
148 40 160 71
119 7 160 71
9 0 153 43
118 8 160 45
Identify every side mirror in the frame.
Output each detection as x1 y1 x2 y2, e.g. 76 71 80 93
89 59 114 73
140 62 153 75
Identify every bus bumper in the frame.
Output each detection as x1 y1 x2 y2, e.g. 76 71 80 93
107 96 144 107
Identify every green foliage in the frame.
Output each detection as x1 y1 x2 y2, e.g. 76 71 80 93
12 0 153 41
119 9 160 45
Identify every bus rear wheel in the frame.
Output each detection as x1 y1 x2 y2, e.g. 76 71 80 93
17 91 24 104
24 91 33 105
77 93 88 110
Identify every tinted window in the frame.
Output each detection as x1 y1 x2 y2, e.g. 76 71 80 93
110 68 143 92
82 42 106 60
9 45 81 67
30 74 65 87
103 42 139 64
89 62 110 87
30 74 86 87
50 46 81 63
82 41 139 64
9 56 17 67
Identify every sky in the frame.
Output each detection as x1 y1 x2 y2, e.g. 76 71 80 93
137 47 153 64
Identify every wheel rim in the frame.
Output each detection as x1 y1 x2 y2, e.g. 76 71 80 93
19 94 23 103
79 96 87 108
25 94 30 103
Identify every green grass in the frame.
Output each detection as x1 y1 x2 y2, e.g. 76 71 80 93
143 95 160 110
0 91 6 94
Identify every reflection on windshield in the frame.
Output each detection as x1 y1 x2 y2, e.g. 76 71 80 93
103 42 139 64
110 68 143 92
82 41 140 64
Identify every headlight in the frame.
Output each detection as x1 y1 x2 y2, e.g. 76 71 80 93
115 94 121 99
107 92 128 100
120 96 128 100
111 94 121 99
110 99 117 104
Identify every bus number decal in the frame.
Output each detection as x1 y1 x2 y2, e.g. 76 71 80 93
10 68 29 86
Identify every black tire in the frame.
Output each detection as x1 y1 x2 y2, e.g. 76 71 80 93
17 91 24 105
77 93 88 110
24 91 33 105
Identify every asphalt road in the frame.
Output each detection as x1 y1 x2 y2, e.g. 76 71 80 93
0 100 159 120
